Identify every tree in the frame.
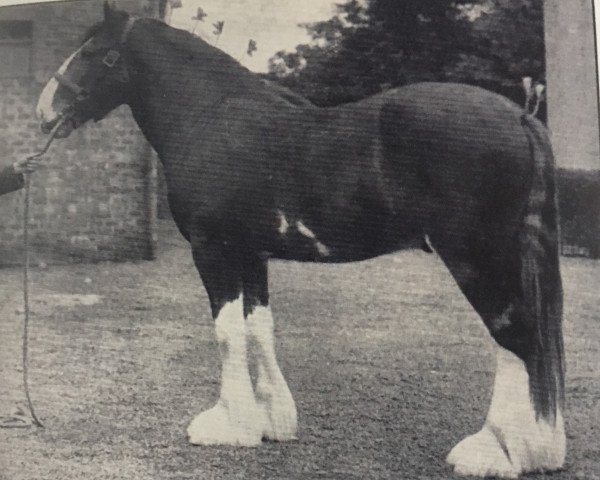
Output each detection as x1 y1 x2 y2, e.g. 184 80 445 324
267 0 545 110
447 0 545 108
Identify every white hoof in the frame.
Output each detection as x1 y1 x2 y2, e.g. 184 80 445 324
447 427 519 479
447 416 565 479
187 402 263 447
258 384 297 442
255 372 297 442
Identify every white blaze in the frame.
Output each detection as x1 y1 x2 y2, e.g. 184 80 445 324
36 48 81 122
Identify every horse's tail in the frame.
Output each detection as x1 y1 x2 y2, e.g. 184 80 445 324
519 113 565 423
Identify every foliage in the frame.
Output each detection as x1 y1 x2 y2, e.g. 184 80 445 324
266 0 545 108
557 168 600 258
449 0 545 108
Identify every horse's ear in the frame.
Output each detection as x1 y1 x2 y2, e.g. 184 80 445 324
103 1 118 23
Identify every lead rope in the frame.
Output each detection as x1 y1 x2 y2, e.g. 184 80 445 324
21 171 43 428
0 117 67 429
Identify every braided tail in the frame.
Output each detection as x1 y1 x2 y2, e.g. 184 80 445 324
519 113 565 423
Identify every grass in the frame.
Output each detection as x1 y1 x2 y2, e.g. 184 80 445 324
1 225 599 479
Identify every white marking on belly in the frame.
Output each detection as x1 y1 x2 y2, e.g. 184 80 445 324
296 221 330 257
424 234 434 252
296 221 316 239
277 210 289 235
36 47 81 122
314 240 330 256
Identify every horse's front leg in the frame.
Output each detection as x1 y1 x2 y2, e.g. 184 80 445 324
186 235 264 447
243 256 297 442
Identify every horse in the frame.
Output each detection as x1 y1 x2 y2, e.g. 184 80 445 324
35 4 565 478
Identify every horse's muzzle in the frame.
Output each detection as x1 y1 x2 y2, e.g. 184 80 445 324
40 119 56 134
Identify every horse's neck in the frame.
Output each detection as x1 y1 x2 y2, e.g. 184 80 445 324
126 21 257 163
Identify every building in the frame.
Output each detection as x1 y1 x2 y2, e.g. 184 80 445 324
545 0 599 171
0 0 169 266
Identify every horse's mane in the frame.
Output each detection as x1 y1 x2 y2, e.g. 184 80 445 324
145 19 252 74
132 18 277 101
82 14 309 107
80 15 242 74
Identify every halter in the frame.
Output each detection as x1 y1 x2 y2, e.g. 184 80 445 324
53 17 137 102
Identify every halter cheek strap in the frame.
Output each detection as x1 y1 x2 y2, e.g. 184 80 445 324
102 16 137 67
120 16 137 45
53 16 137 94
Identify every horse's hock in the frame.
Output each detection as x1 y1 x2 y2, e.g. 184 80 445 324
0 0 171 266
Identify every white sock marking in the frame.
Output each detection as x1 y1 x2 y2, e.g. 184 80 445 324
447 346 565 477
36 46 82 122
247 305 297 440
213 297 254 404
187 296 263 446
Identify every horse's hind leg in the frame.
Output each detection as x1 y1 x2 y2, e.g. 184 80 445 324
431 236 565 478
243 256 297 441
186 233 264 447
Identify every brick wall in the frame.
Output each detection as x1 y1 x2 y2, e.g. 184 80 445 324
0 0 161 266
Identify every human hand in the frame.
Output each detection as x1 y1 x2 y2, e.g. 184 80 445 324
12 157 42 174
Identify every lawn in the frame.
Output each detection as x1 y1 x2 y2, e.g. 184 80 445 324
1 224 599 479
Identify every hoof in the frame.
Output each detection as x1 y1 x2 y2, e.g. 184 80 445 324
256 380 297 442
260 393 297 442
447 419 565 479
447 427 519 479
187 403 263 447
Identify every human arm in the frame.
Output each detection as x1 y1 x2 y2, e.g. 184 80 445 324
0 157 42 196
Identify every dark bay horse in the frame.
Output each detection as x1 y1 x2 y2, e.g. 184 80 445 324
36 5 565 478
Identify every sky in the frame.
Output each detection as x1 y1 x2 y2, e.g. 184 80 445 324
168 0 338 72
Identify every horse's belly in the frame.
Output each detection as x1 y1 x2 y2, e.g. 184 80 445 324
268 214 421 263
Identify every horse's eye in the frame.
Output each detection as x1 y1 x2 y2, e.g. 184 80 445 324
80 49 94 59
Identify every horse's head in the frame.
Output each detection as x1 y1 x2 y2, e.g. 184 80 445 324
36 2 134 138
